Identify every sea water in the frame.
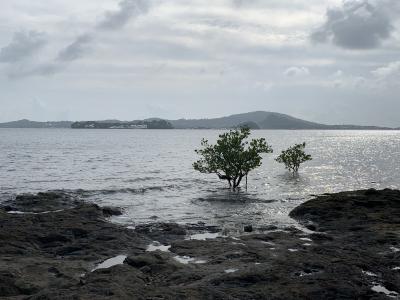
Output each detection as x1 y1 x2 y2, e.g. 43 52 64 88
1 129 399 229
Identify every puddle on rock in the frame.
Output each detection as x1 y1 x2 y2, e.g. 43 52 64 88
91 255 127 272
362 270 378 277
146 241 171 252
173 255 206 264
261 241 275 246
294 269 321 277
224 268 239 273
371 284 399 298
186 232 221 241
299 237 312 242
194 259 207 264
232 242 246 246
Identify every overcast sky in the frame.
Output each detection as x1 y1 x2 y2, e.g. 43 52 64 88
0 0 399 126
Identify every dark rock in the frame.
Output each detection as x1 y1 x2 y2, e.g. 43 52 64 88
259 225 278 231
365 188 379 195
305 224 317 231
0 271 20 297
244 225 253 232
38 234 71 244
102 206 123 217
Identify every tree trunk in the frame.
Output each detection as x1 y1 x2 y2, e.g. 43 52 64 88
232 177 237 189
236 175 244 188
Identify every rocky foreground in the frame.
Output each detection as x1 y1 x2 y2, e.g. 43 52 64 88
1 189 400 299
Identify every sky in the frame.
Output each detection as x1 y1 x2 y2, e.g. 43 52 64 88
0 0 399 126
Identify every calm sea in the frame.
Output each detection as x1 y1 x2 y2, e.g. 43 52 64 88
1 129 399 229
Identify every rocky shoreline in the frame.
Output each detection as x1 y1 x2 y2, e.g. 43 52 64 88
1 189 400 299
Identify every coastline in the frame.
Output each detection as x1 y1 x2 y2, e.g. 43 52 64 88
1 189 399 299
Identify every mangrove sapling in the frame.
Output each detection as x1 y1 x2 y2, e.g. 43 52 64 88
276 142 312 175
193 127 273 189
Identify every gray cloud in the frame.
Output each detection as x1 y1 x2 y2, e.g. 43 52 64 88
0 30 47 63
56 0 150 64
7 63 64 80
57 34 93 62
7 0 151 78
97 0 150 31
311 0 399 49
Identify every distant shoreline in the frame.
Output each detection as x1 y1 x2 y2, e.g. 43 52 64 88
0 111 398 130
0 127 399 131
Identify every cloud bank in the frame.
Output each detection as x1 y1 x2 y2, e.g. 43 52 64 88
0 0 399 126
311 0 400 49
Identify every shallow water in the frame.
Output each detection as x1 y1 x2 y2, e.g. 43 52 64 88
1 129 399 229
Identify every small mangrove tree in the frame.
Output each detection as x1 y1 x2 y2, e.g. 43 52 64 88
193 128 273 189
276 142 312 174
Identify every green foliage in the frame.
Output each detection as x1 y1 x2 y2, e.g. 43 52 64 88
275 142 312 174
193 128 273 188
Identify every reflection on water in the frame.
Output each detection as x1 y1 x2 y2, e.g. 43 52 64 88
1 129 400 228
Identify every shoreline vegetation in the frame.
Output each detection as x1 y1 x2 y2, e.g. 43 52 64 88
1 189 399 299
1 111 399 130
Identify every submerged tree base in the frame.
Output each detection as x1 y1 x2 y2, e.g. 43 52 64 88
1 189 400 299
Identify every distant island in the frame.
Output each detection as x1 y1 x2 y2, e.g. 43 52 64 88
0 111 398 130
0 119 73 128
71 120 173 129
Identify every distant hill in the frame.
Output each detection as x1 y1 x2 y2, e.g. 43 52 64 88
0 119 72 128
169 111 395 130
0 112 396 130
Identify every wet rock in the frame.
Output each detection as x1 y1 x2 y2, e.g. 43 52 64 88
135 222 187 243
126 252 181 274
0 191 149 299
1 191 81 213
2 189 400 299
